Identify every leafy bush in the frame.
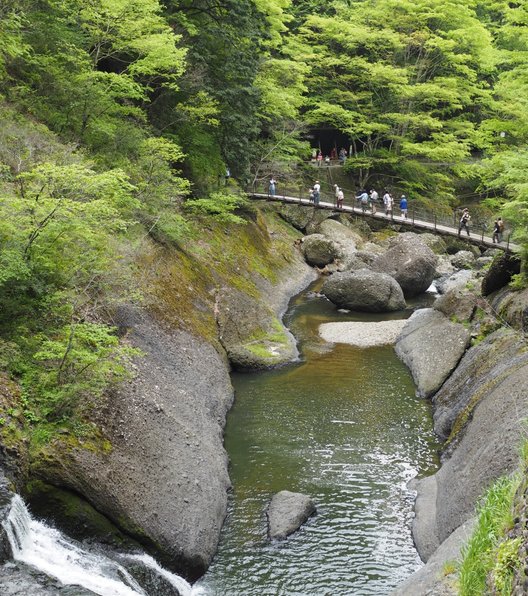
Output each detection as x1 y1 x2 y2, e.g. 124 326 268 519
184 191 249 224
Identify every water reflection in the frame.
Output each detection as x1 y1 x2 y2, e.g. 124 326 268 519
198 288 439 596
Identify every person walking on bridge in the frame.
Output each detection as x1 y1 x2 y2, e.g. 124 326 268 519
336 187 344 209
269 177 276 197
458 208 471 236
369 189 379 214
383 190 393 216
399 195 408 219
356 189 369 213
313 180 321 206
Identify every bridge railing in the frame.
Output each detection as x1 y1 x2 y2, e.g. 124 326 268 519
248 181 516 250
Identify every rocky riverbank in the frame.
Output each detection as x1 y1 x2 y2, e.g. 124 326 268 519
282 202 527 594
0 204 314 583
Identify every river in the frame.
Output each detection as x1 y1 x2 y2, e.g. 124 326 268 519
196 284 440 595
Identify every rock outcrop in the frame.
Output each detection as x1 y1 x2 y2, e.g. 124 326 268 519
481 253 522 296
395 309 470 398
31 307 234 580
266 491 316 540
412 331 528 559
372 233 438 297
322 269 406 312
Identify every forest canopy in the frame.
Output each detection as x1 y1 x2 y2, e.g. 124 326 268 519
0 0 527 439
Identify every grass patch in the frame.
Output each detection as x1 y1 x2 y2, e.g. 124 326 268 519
458 473 520 595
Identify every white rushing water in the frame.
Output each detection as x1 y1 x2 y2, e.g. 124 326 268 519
2 494 203 596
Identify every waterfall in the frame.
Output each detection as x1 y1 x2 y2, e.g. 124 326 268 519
2 495 202 596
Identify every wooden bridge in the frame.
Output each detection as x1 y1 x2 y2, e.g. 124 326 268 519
249 192 518 253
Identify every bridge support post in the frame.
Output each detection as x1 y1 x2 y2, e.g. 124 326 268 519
434 214 437 232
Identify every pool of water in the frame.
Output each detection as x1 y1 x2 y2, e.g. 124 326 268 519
197 286 440 596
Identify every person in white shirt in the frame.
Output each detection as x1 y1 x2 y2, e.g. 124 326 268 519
383 190 393 216
313 180 321 206
369 189 379 214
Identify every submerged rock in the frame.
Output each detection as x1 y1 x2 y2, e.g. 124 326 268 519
266 491 316 540
371 233 438 297
395 309 470 398
322 269 406 312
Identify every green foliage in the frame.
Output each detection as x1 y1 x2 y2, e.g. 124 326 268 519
23 323 140 420
459 473 519 595
184 191 249 225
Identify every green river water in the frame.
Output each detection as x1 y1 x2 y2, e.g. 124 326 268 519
196 285 440 596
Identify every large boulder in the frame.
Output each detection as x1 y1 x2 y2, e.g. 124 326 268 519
301 234 339 267
266 491 316 540
316 219 362 267
449 250 475 270
435 269 476 295
433 288 476 324
395 309 470 398
322 269 406 312
416 233 448 255
490 286 528 333
31 307 234 580
413 331 528 559
481 253 522 296
216 286 298 370
371 233 438 297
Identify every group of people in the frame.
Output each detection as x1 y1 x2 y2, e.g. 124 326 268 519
354 188 408 218
272 177 505 243
312 147 349 166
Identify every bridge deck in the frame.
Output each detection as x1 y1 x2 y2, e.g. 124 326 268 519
250 193 518 253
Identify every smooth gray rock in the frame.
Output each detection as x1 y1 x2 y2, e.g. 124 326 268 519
434 255 456 279
32 307 234 580
435 269 475 295
449 250 475 269
372 233 438 297
393 519 475 596
413 330 528 556
316 219 363 268
322 269 406 312
302 234 339 267
433 288 476 324
267 491 316 540
395 309 470 398
432 329 527 440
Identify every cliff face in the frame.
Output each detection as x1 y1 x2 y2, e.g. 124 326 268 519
394 282 528 595
12 204 314 579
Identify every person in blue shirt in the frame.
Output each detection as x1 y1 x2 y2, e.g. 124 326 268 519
399 195 408 219
356 189 369 213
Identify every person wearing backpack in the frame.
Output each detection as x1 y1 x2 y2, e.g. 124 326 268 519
458 208 471 236
313 180 321 206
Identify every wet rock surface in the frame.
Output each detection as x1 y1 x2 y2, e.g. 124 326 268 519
266 491 316 540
